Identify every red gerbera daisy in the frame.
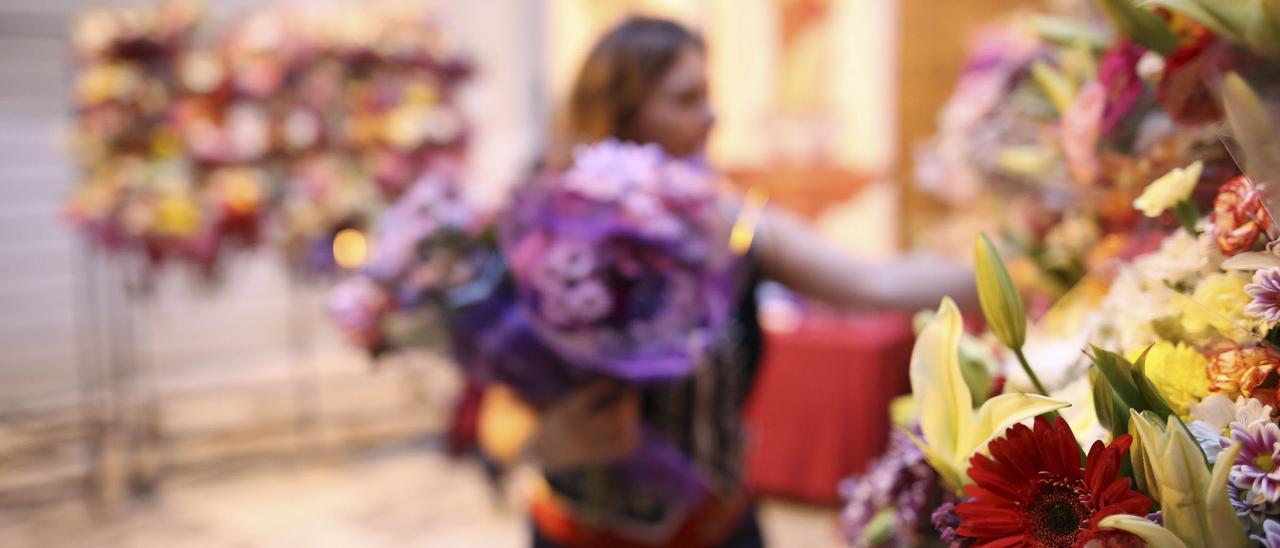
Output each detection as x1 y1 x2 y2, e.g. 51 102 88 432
956 417 1151 547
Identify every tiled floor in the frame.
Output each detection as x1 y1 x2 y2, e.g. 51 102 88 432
0 441 844 548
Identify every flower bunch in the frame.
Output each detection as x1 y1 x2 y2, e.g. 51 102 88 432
502 140 739 382
64 0 473 283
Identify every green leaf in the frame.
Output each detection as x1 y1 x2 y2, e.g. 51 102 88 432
1090 367 1130 436
1091 347 1145 411
1197 0 1252 36
1031 15 1113 51
1131 347 1177 421
1096 0 1180 55
1142 0 1244 39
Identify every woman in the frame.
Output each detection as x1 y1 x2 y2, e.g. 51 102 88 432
499 16 977 548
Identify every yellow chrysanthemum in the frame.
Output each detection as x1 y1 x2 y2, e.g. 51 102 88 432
1181 272 1255 338
1129 341 1210 418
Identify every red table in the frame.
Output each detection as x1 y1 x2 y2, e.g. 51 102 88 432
744 313 916 505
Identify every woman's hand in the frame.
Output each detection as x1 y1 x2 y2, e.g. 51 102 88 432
531 379 642 473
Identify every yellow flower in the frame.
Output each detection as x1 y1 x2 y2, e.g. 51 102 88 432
907 298 1068 493
1181 272 1254 336
154 193 201 237
1133 161 1203 218
1128 341 1210 418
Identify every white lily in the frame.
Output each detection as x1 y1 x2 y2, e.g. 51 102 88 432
1127 410 1249 548
907 298 1070 493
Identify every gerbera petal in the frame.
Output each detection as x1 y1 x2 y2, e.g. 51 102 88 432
957 415 1148 547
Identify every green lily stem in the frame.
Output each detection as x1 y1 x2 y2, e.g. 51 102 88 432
1013 346 1051 397
1172 200 1201 235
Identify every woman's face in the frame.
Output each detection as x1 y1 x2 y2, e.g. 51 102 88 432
629 45 714 158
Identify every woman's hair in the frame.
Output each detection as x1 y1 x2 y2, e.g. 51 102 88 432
548 16 704 168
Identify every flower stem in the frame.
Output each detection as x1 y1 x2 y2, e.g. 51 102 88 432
1172 200 1201 235
1013 347 1050 396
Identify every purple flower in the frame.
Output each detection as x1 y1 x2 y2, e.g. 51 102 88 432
840 429 944 546
1247 268 1280 324
1232 420 1280 503
563 139 664 201
1256 519 1280 548
1229 480 1280 537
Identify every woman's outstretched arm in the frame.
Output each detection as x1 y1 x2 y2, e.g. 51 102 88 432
756 205 979 312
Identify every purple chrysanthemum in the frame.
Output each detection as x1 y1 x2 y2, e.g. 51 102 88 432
1255 519 1280 548
1229 480 1280 537
1232 420 1280 503
1247 268 1280 324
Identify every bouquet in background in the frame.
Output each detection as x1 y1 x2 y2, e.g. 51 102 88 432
327 161 496 356
64 0 473 284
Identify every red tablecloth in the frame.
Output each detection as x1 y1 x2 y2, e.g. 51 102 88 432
744 313 916 505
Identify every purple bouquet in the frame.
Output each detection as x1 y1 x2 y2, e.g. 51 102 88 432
461 140 746 506
328 162 494 355
502 140 739 383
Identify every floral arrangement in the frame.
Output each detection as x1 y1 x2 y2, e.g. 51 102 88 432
64 0 472 282
501 140 740 382
912 1 1257 301
327 162 494 355
845 1 1280 546
336 140 747 504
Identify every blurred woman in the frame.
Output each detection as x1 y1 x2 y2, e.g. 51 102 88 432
502 16 977 548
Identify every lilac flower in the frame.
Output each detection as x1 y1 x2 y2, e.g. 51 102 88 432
563 139 664 201
559 279 612 323
1229 480 1280 537
1247 267 1280 324
840 429 943 546
1255 519 1280 547
328 276 390 348
1232 420 1280 503
930 501 971 547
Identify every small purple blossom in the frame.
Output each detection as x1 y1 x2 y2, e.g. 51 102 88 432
1232 420 1280 503
1247 267 1280 324
840 429 945 546
1229 480 1280 537
1255 519 1280 548
931 501 972 547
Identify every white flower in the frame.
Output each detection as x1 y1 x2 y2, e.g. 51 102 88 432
1133 160 1203 217
1188 395 1275 464
1133 229 1214 287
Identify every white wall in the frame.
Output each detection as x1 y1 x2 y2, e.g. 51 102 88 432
0 0 545 502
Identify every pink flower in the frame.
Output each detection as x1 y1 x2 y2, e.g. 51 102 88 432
1062 81 1105 186
1098 39 1146 134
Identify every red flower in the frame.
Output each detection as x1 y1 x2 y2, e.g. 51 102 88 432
956 417 1151 547
1212 176 1273 256
1157 31 1221 125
